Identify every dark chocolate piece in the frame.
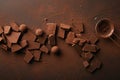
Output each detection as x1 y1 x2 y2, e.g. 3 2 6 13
6 31 21 44
11 44 22 53
24 50 33 63
20 40 28 48
48 34 56 46
28 41 40 50
58 27 65 39
81 52 93 61
40 45 49 54
46 23 57 35
82 43 97 52
31 50 41 61
3 26 11 34
60 23 71 30
10 22 19 31
65 32 75 44
22 30 36 41
0 26 3 35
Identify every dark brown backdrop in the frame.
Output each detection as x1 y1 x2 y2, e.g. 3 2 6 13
0 0 120 80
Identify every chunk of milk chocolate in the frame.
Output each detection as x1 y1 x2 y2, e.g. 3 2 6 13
24 50 33 63
46 23 57 35
9 22 19 31
40 45 49 54
65 32 75 44
58 27 66 39
60 23 71 30
4 26 11 34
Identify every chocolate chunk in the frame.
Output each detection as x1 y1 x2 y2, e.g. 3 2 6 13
40 45 49 54
89 36 99 44
73 23 84 33
81 52 93 61
72 38 80 44
58 27 66 39
24 50 33 63
11 44 22 53
82 43 97 52
48 34 56 46
0 44 8 51
0 26 3 35
65 32 75 44
6 31 21 44
87 58 102 72
46 23 57 35
79 39 87 46
31 50 41 61
83 61 89 68
60 23 71 30
6 39 12 48
3 26 11 34
22 30 36 41
75 33 82 38
10 22 19 31
20 40 28 48
28 41 40 50
35 33 47 44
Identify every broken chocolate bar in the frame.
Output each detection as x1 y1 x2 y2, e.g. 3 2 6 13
27 41 40 50
24 50 33 63
60 23 71 30
58 27 66 39
48 34 56 46
65 32 75 44
6 31 21 44
4 26 11 34
40 45 49 54
82 43 97 52
22 29 36 41
81 52 93 61
31 50 41 61
9 22 19 31
46 23 57 35
11 44 22 53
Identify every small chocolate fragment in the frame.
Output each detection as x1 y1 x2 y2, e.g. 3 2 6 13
46 23 57 35
4 26 11 34
22 30 36 41
89 36 99 44
11 44 22 53
6 31 21 44
19 24 27 32
6 39 12 48
60 23 71 30
58 27 66 39
10 22 19 31
65 32 75 44
75 33 82 38
83 61 89 68
0 26 3 35
24 50 33 63
72 38 80 44
79 39 87 46
87 58 102 72
73 23 84 33
51 46 59 54
82 43 97 52
35 28 43 36
20 40 28 48
40 45 49 54
81 52 93 61
28 41 40 50
48 34 56 46
36 33 47 44
31 50 41 61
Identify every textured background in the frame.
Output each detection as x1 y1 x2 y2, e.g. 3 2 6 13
0 0 120 80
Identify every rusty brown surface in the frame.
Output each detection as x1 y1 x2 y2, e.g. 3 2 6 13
0 0 120 80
